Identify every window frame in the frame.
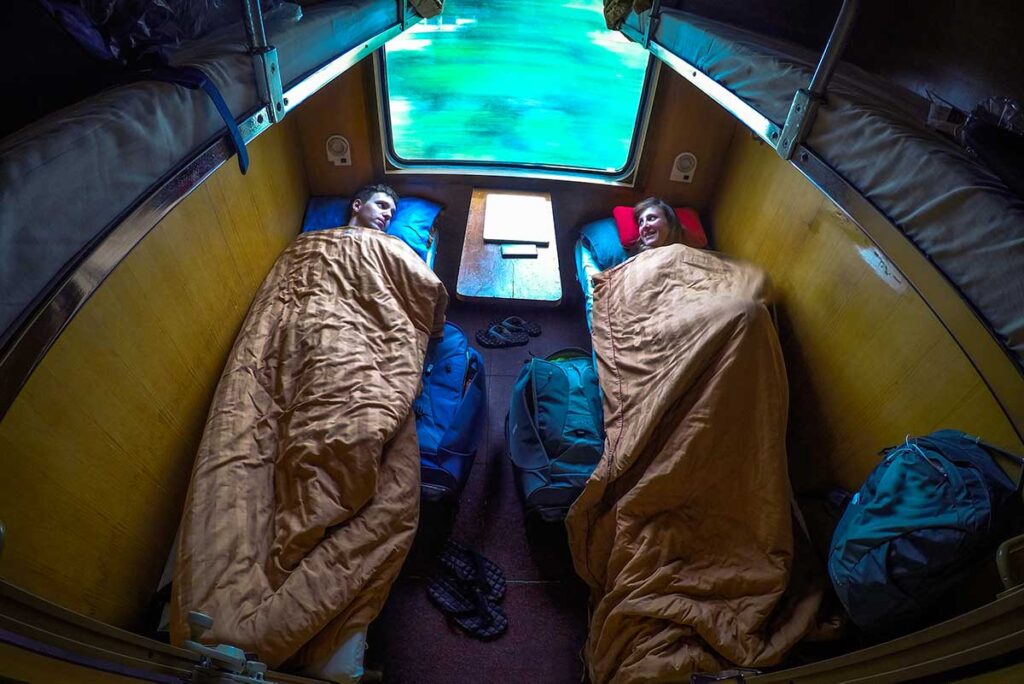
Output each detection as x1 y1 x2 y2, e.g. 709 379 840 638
373 35 660 185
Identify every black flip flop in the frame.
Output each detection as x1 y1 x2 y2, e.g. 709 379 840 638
475 322 528 348
453 589 508 640
426 575 508 640
493 315 541 337
437 539 506 602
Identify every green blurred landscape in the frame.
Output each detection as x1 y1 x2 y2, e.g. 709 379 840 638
384 0 649 171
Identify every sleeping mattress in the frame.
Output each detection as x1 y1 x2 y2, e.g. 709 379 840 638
171 228 447 668
566 245 824 682
0 0 413 348
627 9 1024 366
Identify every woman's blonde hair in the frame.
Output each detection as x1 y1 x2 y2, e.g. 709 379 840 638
633 197 683 251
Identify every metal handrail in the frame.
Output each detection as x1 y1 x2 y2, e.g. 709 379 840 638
776 0 861 160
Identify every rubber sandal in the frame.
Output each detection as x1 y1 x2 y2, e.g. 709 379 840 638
426 575 509 640
475 323 528 348
453 590 508 640
427 574 476 616
437 539 506 602
493 315 541 337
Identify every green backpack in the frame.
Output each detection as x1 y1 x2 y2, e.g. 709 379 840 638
506 349 605 521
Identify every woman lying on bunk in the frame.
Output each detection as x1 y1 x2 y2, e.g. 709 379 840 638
566 201 829 683
633 196 684 251
170 180 447 674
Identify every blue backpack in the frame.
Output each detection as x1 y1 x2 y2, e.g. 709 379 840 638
413 323 487 502
828 430 1023 634
506 348 605 522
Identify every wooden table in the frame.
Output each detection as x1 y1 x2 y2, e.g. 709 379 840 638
456 189 562 305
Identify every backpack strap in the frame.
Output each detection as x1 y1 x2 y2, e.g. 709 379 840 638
965 433 1024 496
36 3 250 174
144 65 250 174
507 359 552 473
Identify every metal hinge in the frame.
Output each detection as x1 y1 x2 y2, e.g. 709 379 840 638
252 47 285 124
777 88 822 160
242 0 285 124
774 0 860 161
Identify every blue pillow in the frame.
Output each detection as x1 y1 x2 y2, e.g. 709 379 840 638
301 196 442 263
579 217 627 271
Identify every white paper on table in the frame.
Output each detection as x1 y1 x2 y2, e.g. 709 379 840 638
483 192 552 245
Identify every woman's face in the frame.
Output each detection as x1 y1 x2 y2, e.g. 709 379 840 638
637 206 670 249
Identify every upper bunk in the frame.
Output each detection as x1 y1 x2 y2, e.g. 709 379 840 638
618 0 1024 435
0 0 428 413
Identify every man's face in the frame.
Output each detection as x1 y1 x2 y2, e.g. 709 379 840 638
350 192 397 231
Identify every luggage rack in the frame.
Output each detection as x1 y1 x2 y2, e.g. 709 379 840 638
618 0 1024 443
0 0 421 423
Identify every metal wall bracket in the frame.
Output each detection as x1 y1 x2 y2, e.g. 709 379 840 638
400 0 409 31
774 0 859 161
242 0 285 124
642 0 663 50
252 47 285 124
776 88 822 160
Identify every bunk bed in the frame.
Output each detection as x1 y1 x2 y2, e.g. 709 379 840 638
0 0 424 419
600 2 1024 681
566 234 830 682
0 3 433 682
620 1 1024 442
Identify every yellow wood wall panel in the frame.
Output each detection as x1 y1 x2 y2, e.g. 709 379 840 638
294 62 377 197
637 70 739 211
0 642 151 683
709 133 1022 493
0 118 308 629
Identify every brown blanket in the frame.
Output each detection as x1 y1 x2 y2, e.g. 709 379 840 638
566 245 823 683
171 228 447 668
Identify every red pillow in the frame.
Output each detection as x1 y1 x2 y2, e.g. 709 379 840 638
613 205 708 249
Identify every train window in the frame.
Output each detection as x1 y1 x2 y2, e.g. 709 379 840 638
381 0 652 177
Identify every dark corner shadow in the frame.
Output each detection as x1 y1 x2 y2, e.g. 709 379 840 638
774 304 833 495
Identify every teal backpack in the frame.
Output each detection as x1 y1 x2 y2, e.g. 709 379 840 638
506 349 605 521
828 430 1023 634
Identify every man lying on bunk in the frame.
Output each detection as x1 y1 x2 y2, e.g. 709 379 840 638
171 178 447 675
348 183 398 232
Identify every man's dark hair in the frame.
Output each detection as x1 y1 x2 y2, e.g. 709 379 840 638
353 183 399 205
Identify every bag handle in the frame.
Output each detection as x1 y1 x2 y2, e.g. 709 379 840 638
965 433 1024 495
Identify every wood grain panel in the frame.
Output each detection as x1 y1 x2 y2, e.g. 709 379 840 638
293 60 377 197
0 642 148 683
287 57 741 311
0 118 308 630
709 132 1023 493
456 190 561 304
636 68 739 210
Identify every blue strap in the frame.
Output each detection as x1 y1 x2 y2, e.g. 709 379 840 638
146 66 249 175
